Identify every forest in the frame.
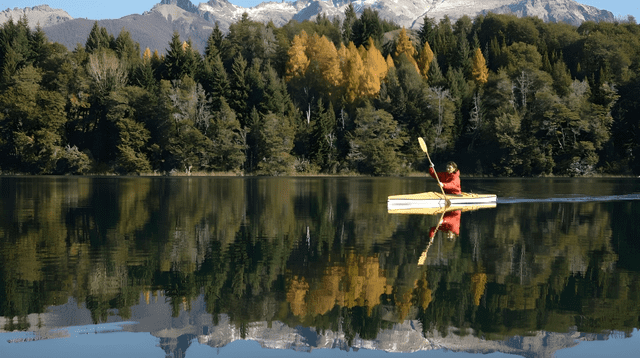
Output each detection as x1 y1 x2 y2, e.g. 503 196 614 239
1 6 640 176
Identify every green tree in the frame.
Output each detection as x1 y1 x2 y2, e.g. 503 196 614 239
351 8 384 48
85 21 114 53
211 98 245 172
0 66 67 173
163 31 201 81
347 104 405 175
253 112 295 175
311 99 338 173
228 54 250 127
105 86 153 174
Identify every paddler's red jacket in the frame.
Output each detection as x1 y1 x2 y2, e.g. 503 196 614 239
428 167 461 194
429 210 461 238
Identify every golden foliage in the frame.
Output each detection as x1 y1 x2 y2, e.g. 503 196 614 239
415 277 433 310
285 30 310 81
472 47 489 86
394 28 419 74
306 33 342 88
417 42 434 80
286 252 387 317
287 275 310 317
471 273 487 306
394 27 416 58
339 42 366 103
386 54 395 70
143 48 152 63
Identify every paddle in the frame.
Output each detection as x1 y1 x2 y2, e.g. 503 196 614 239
418 137 450 207
418 209 447 266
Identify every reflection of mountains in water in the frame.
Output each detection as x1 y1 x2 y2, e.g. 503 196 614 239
498 193 640 204
1 295 617 357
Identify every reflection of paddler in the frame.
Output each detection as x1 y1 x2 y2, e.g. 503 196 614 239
419 210 462 266
429 210 461 240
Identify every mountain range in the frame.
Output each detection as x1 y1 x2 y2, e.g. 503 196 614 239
1 0 616 54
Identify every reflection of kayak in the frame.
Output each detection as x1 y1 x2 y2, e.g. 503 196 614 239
387 192 497 212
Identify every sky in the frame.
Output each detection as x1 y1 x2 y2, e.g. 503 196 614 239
2 0 639 22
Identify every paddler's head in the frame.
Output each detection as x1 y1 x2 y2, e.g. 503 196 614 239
447 231 459 241
446 161 458 174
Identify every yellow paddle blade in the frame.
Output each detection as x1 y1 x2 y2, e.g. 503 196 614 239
418 137 428 153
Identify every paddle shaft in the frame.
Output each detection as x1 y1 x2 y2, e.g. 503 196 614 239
418 209 446 266
418 137 450 206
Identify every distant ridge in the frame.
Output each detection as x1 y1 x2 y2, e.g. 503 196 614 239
1 1 617 53
0 4 72 28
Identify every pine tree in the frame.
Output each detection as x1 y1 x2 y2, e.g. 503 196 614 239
228 54 249 127
212 98 245 171
163 31 185 80
204 22 225 61
312 99 338 172
428 55 445 87
85 22 113 53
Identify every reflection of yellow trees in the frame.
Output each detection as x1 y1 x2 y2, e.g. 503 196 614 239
471 273 487 306
287 253 387 318
286 276 309 317
415 274 432 310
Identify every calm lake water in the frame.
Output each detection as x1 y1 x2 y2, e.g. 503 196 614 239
1 176 640 358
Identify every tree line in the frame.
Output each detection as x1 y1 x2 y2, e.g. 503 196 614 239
1 6 639 176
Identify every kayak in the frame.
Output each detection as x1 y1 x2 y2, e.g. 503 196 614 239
387 192 497 212
388 203 496 215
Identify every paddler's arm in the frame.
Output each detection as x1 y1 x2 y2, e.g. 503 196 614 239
428 166 438 180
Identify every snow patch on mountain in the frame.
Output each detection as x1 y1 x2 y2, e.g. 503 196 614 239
0 5 72 29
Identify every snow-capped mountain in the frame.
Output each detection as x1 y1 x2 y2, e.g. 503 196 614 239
191 0 615 30
0 5 72 29
0 0 616 53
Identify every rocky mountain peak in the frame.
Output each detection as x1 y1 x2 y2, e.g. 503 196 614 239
0 4 73 29
160 0 200 14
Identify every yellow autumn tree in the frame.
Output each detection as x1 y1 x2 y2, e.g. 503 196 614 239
364 37 388 80
357 38 387 97
472 47 489 86
339 42 365 103
417 41 434 80
306 33 342 94
394 27 419 73
285 30 310 81
143 47 152 63
386 54 395 70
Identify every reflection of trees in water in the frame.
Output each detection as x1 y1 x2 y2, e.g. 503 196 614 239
0 178 638 343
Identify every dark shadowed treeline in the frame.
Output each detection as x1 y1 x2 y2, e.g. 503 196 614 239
1 8 640 176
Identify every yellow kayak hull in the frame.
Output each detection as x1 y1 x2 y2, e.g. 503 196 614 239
387 192 497 213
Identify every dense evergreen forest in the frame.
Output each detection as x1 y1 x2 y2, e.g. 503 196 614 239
1 6 640 176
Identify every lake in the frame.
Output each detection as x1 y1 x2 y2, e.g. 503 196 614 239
1 176 640 358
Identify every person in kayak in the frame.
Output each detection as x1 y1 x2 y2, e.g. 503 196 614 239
429 161 461 195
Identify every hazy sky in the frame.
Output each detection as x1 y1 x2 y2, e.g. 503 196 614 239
3 0 639 22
